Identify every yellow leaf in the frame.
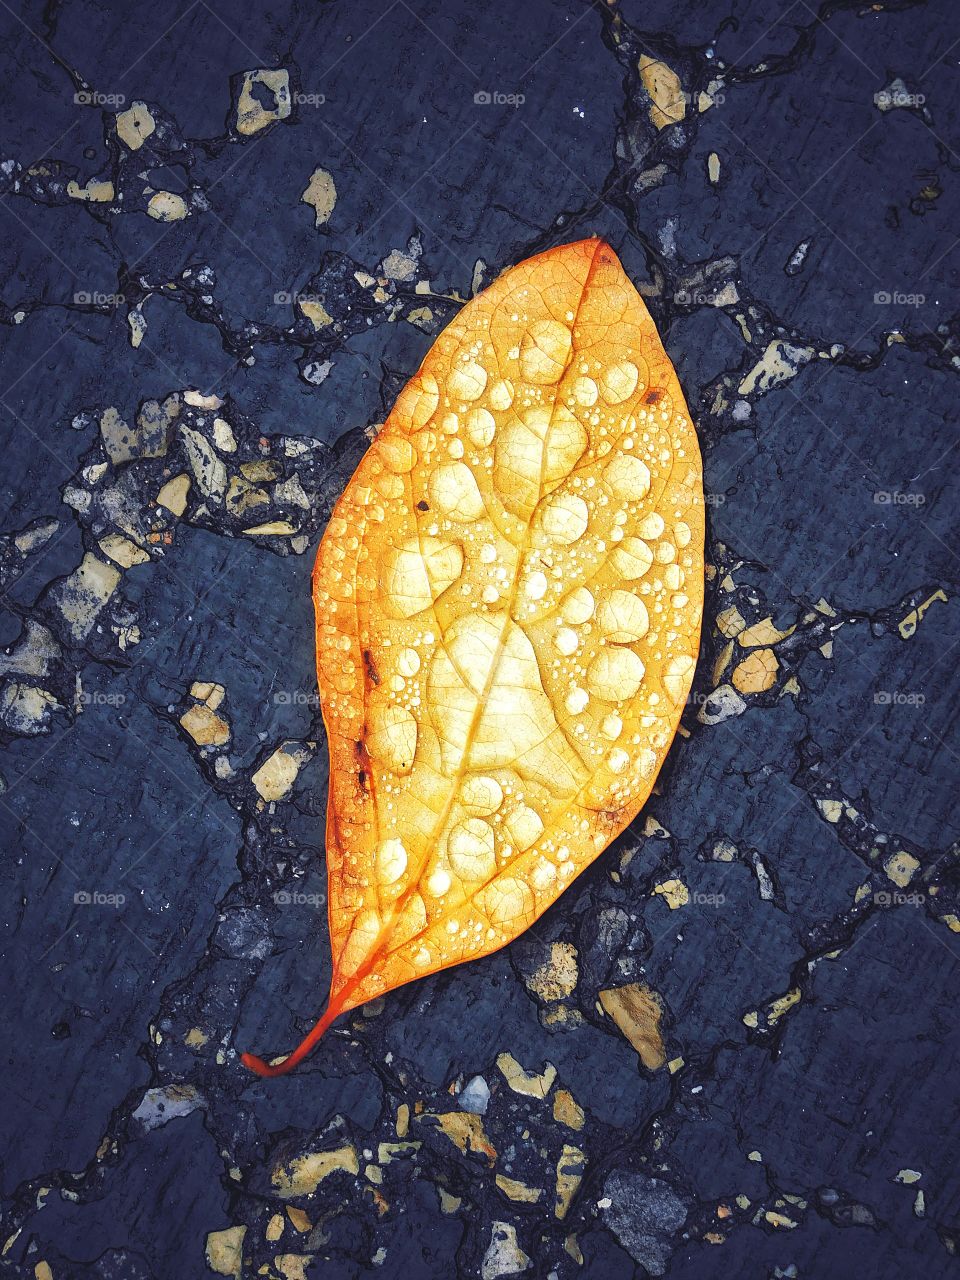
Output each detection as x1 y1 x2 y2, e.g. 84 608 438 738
242 238 703 1076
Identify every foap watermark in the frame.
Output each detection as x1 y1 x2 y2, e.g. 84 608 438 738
74 89 126 107
274 890 326 907
691 891 726 907
682 88 726 108
704 492 726 507
293 91 326 107
873 489 925 506
74 291 126 307
274 290 325 307
74 889 126 907
474 89 525 107
273 689 320 708
685 690 712 708
874 889 925 907
873 289 925 307
674 287 723 306
874 88 925 110
874 690 925 707
77 690 126 707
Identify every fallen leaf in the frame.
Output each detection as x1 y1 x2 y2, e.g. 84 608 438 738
242 237 703 1075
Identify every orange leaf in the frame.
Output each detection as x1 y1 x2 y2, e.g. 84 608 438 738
242 238 704 1076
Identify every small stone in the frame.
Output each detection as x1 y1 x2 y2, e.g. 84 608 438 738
885 851 919 888
62 486 90 513
521 941 579 1002
875 76 915 112
127 305 147 347
458 1075 490 1115
285 1206 312 1233
599 984 666 1069
637 55 685 130
98 533 150 568
652 879 689 909
251 742 312 801
180 426 227 499
112 395 178 463
382 249 419 282
212 417 237 452
67 177 114 203
235 68 291 136
243 520 299 536
697 683 746 725
225 475 269 516
738 342 813 397
564 1235 583 1265
302 358 333 383
0 621 60 680
481 1221 531 1280
272 1145 359 1197
766 988 801 1025
51 553 121 641
132 1083 203 1131
156 473 191 516
764 1209 797 1229
438 1188 462 1214
274 475 311 509
0 683 59 736
13 519 59 554
378 1139 421 1163
710 838 738 862
147 190 188 221
183 390 223 409
98 406 136 465
190 682 224 709
180 703 229 747
115 101 156 150
601 1171 688 1275
273 1254 313 1280
818 797 843 823
205 1225 246 1278
301 167 337 227
552 1088 585 1130
114 623 140 650
431 1111 496 1164
555 1144 586 1219
737 616 794 647
496 1051 557 1098
299 299 333 329
495 1174 542 1203
731 648 778 694
240 459 281 481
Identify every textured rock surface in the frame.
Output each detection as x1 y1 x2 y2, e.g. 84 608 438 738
1 1 958 1277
